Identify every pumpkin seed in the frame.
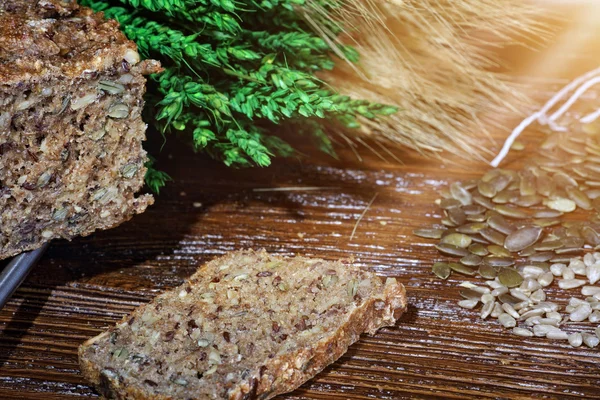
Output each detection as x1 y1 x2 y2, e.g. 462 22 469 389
504 226 543 252
487 215 515 235
447 208 467 225
469 243 489 256
533 210 563 218
489 174 512 192
413 228 445 239
498 268 524 288
565 185 592 210
527 252 554 262
98 80 125 95
552 171 578 188
487 245 511 257
459 288 482 300
479 228 506 246
460 254 482 267
440 198 461 209
533 218 561 227
513 195 543 207
581 226 600 246
450 182 472 206
456 223 487 234
449 262 476 276
462 205 486 215
108 103 130 119
478 264 498 279
432 262 451 279
441 233 472 248
494 205 528 219
484 257 515 268
120 163 138 179
472 194 495 209
435 243 469 257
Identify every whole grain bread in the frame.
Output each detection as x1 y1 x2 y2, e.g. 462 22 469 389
0 0 161 259
79 249 407 399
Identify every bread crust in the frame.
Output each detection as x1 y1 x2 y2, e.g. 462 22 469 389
79 250 407 400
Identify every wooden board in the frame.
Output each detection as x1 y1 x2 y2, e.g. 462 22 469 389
3 113 600 400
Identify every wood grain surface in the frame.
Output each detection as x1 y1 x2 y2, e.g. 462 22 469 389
2 5 600 398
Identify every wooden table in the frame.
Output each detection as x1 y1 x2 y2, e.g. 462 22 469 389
3 115 600 399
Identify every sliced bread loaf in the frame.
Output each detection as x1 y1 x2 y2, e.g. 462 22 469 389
79 249 407 399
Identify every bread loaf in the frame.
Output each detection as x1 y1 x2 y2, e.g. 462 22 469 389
79 249 407 399
0 0 161 259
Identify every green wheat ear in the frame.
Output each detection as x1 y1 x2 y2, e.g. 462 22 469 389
81 0 397 193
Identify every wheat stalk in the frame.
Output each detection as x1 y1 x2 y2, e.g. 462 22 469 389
302 0 551 161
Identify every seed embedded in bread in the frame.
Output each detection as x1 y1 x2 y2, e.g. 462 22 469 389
78 249 407 400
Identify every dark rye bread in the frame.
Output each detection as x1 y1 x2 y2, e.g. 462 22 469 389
79 249 407 400
0 0 161 259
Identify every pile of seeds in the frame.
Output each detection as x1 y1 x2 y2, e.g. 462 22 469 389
415 114 600 347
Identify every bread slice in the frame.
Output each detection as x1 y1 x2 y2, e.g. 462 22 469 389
0 0 161 259
79 249 407 400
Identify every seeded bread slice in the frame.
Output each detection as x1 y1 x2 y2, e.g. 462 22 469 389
79 249 407 400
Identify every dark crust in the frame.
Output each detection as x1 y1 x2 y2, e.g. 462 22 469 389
78 249 408 400
0 0 138 85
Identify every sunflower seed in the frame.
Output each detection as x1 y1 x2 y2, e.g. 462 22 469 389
545 198 577 213
491 302 503 318
432 262 451 279
563 268 575 280
533 324 559 337
458 299 479 309
498 313 517 328
546 330 569 340
583 333 600 348
502 303 520 319
589 311 600 323
413 228 445 239
582 286 600 296
519 309 545 320
435 243 469 257
481 301 495 319
568 332 583 347
521 266 545 279
558 279 587 289
569 259 587 275
513 327 534 337
491 286 508 296
538 272 554 287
